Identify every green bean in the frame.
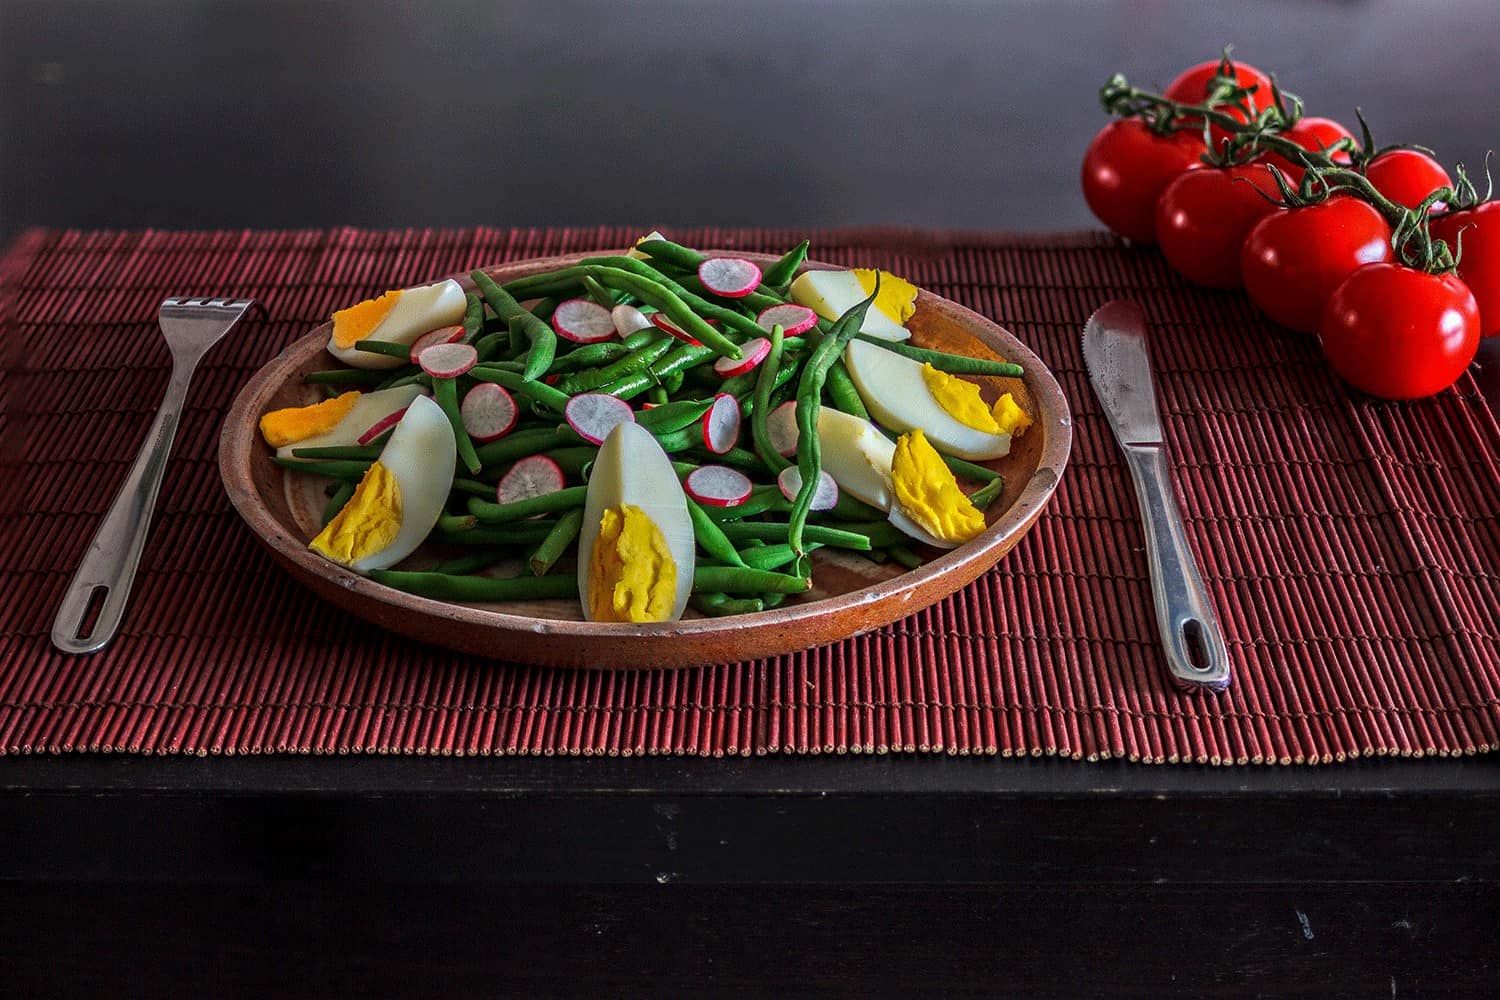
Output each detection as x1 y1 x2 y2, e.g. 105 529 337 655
825 519 910 548
762 239 809 289
735 353 802 419
468 486 588 523
584 266 742 360
547 341 631 374
320 480 356 528
693 565 810 595
472 269 558 381
289 444 381 461
633 238 705 271
432 376 481 474
470 364 570 412
450 477 496 498
473 426 572 468
507 315 527 356
433 549 509 575
555 333 673 395
596 342 714 400
462 292 485 342
716 521 872 551
735 542 817 572
474 330 510 363
660 370 685 395
635 397 714 433
788 281 880 554
751 325 791 473
698 486 785 522
304 368 390 386
828 492 885 522
941 454 1001 484
647 386 669 406
582 274 621 309
689 593 764 617
854 334 1024 378
541 446 597 476
437 513 479 533
967 476 1005 509
431 522 561 546
685 446 768 474
577 256 767 341
272 456 371 480
376 370 431 391
528 508 584 576
825 359 870 419
353 339 412 360
888 546 924 570
529 297 559 323
622 327 660 350
686 497 746 567
368 569 579 602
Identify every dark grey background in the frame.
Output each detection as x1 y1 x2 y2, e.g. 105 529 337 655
4 0 1499 238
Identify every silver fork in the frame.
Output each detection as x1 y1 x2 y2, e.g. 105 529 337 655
51 297 255 654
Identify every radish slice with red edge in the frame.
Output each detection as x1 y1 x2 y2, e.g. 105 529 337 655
565 392 636 445
701 393 741 454
418 341 478 378
698 257 762 298
611 304 653 336
459 383 518 443
766 400 799 457
357 406 409 446
552 298 619 344
777 466 839 511
713 336 770 377
408 325 466 364
497 454 565 505
685 465 753 508
756 303 818 337
651 312 703 346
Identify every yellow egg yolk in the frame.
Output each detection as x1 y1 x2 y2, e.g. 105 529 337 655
919 364 1003 433
259 391 362 448
991 392 1032 436
853 268 918 327
588 505 677 623
890 429 986 544
331 290 403 349
309 461 402 565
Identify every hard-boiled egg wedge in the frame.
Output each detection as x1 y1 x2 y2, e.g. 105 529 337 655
260 384 428 459
326 278 468 370
812 409 987 551
844 339 1020 461
308 395 456 574
577 422 695 623
789 268 917 342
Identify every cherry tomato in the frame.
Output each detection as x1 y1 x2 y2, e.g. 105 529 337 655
1164 59 1275 145
1320 263 1479 399
1264 116 1358 182
1081 118 1205 244
1154 164 1282 288
1365 149 1452 211
1240 197 1394 333
1429 202 1500 337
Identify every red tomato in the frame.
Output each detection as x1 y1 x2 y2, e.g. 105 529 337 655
1320 263 1479 399
1365 149 1452 210
1081 118 1205 244
1154 164 1282 288
1164 59 1275 145
1240 197 1394 333
1430 202 1500 337
1265 116 1358 181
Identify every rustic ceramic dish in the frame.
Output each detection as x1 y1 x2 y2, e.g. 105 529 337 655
219 252 1071 668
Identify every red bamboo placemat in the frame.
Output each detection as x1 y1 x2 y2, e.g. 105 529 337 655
2 226 1497 763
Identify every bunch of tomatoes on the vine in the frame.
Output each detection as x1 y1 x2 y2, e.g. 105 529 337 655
1081 51 1494 400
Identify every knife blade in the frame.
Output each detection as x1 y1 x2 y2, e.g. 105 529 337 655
1082 300 1231 692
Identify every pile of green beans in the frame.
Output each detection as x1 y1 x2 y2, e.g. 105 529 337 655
286 238 1023 618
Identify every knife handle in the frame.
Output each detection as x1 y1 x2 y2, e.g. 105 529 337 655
1123 446 1231 692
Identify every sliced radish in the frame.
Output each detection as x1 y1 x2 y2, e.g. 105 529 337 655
611 304 653 336
459 383 518 443
766 400 800 457
685 465 753 508
497 454 565 505
713 337 771 377
756 303 818 337
408 324 465 364
777 465 839 512
564 392 636 445
701 393 741 454
418 341 478 378
698 257 762 298
651 312 703 346
357 406 410 446
552 298 619 344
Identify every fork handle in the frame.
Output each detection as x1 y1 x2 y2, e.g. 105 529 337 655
51 363 195 654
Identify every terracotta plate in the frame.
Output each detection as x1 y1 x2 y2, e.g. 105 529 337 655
219 252 1072 668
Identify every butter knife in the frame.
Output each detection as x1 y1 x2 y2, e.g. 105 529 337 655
1081 300 1230 692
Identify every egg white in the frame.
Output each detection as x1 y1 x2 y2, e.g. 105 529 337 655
348 394 456 573
327 279 469 370
577 422 695 622
274 384 428 459
790 270 910 342
844 339 1011 461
